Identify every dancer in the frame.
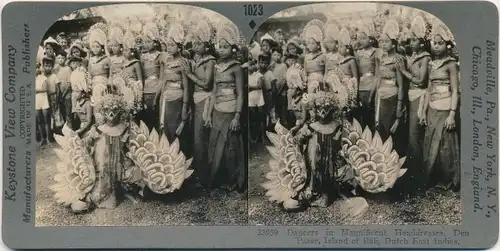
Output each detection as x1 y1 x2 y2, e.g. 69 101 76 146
207 22 246 193
422 20 460 192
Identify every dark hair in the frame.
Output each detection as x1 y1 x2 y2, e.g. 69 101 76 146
284 53 299 61
271 47 283 55
343 44 355 57
262 39 278 50
153 40 162 51
286 43 303 55
56 50 67 57
258 53 271 63
203 41 216 57
108 43 124 56
406 37 431 54
390 39 399 51
42 57 55 66
369 36 379 48
127 47 140 60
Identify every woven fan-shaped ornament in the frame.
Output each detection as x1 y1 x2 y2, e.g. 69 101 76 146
143 21 160 41
122 31 135 49
356 20 375 37
431 19 454 42
130 19 143 37
193 19 213 43
108 25 124 45
324 21 340 41
382 19 400 40
167 23 185 44
88 23 108 46
411 15 427 39
302 19 324 43
338 27 351 46
216 22 240 46
401 27 412 41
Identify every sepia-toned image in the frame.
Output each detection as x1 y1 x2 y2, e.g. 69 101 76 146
35 3 248 227
247 3 461 225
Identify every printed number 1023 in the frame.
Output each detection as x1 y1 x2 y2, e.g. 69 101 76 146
257 229 279 236
244 4 263 16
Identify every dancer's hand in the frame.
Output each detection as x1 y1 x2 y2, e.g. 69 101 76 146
229 118 240 132
180 60 191 74
175 121 185 136
444 115 456 131
419 117 427 126
390 119 399 134
204 117 212 128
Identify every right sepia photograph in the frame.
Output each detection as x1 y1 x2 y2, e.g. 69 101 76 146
247 3 461 225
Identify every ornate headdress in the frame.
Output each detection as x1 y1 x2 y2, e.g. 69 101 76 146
167 23 186 45
381 19 400 40
216 22 240 48
338 27 352 46
142 21 160 41
122 30 136 50
301 19 324 43
324 21 340 41
431 18 454 42
356 20 375 38
88 22 108 47
192 19 213 43
129 17 143 38
108 25 124 45
410 15 428 39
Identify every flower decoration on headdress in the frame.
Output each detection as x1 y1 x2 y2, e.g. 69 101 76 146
382 19 400 40
324 21 340 41
167 23 185 45
192 19 213 43
143 21 160 41
216 21 240 48
301 19 324 43
431 18 454 42
108 25 124 45
410 15 427 39
88 22 108 47
356 20 375 38
338 27 352 46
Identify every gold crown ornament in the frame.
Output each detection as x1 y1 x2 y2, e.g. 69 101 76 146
301 19 325 43
324 21 340 42
192 19 213 44
108 25 125 46
338 27 352 46
167 23 186 45
142 21 160 42
381 19 400 41
356 20 376 38
431 18 454 42
410 15 428 40
216 21 240 48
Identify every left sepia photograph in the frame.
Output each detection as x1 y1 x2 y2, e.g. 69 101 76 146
35 3 248 227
